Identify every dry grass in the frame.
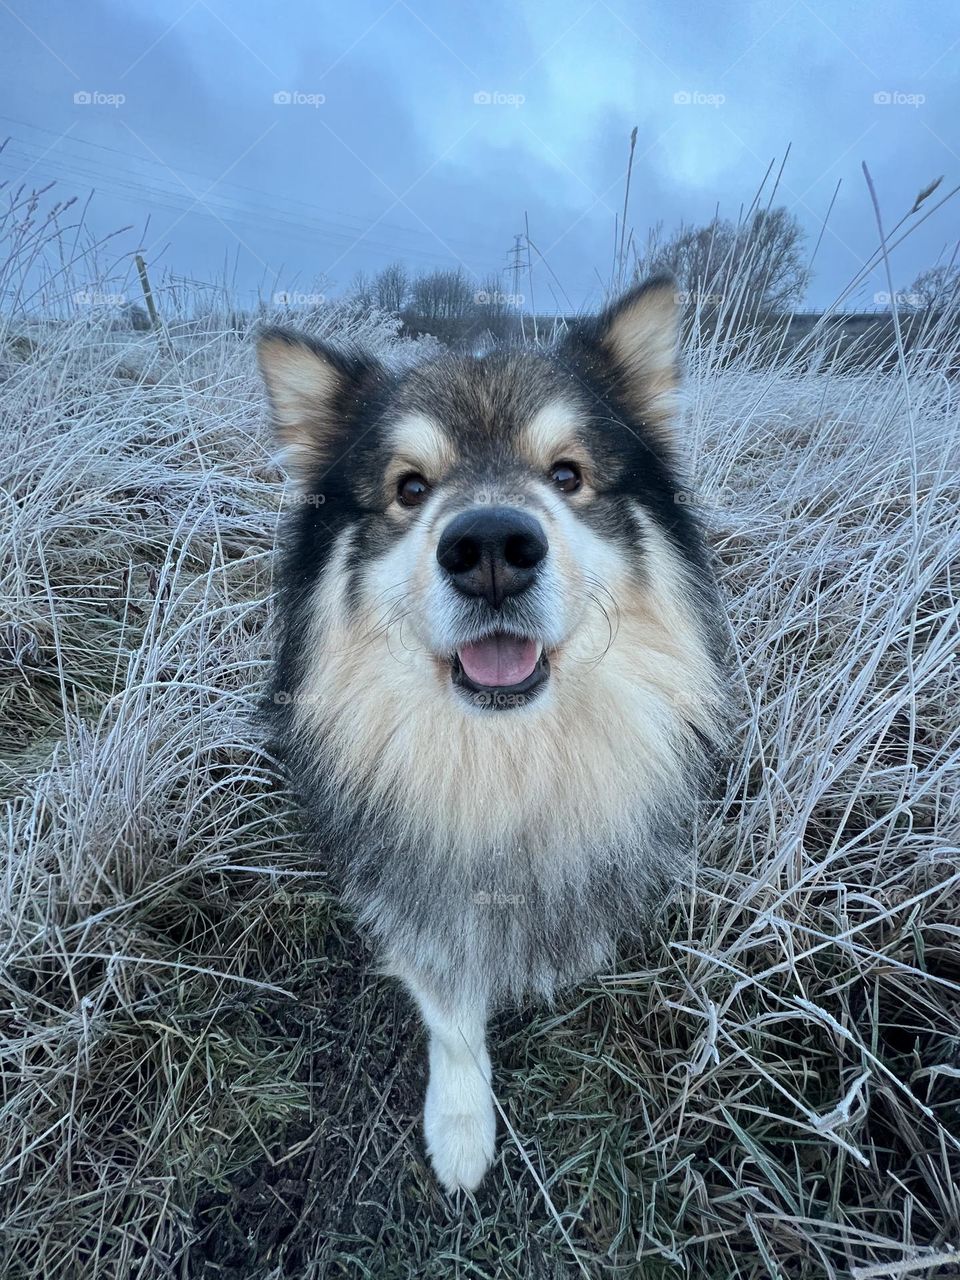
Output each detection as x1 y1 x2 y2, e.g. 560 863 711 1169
1 197 959 1279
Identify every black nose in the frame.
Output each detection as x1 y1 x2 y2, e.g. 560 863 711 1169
436 505 548 608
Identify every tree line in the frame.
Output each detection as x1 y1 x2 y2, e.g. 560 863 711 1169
113 206 958 343
350 263 523 343
346 207 957 346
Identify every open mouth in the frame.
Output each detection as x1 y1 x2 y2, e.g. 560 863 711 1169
450 633 550 709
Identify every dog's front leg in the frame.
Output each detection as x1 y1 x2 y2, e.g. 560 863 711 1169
403 973 495 1193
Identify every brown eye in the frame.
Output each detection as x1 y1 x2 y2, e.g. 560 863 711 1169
397 473 431 507
550 461 582 494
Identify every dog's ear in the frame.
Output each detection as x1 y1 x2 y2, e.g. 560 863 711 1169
576 275 681 445
257 329 384 484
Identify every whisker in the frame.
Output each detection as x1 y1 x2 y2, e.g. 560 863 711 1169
359 597 406 645
573 573 622 668
395 613 428 657
366 578 413 610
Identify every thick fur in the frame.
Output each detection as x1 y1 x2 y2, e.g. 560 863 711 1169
258 278 728 1192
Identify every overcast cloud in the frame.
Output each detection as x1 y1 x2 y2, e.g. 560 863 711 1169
1 0 957 311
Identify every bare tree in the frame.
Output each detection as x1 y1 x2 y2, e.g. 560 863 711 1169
635 207 808 318
373 262 409 313
349 270 374 309
408 268 476 322
473 272 519 339
906 264 960 310
737 208 809 311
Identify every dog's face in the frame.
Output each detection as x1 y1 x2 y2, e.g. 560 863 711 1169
258 279 713 726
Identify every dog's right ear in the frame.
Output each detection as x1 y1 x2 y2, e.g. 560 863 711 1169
257 329 383 484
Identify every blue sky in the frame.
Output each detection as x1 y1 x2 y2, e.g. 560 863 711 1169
1 0 958 310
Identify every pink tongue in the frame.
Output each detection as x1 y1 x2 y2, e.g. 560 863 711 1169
458 635 539 687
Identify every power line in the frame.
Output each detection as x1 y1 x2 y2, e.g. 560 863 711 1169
0 114 496 258
0 142 460 263
0 143 477 270
0 120 605 299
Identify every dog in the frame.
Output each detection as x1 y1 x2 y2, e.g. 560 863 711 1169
257 277 727 1194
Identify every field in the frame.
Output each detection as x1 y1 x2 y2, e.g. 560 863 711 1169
1 210 959 1279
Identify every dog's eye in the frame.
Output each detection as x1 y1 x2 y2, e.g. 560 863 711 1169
397 473 432 507
550 461 582 494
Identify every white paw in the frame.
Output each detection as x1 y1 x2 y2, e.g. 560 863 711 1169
423 1045 495 1193
424 1097 496 1193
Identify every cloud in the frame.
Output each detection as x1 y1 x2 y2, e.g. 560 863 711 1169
0 0 956 309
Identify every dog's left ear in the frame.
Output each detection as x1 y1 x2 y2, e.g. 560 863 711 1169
257 329 384 484
577 275 681 444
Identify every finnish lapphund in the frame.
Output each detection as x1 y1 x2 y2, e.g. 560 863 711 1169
257 277 727 1194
